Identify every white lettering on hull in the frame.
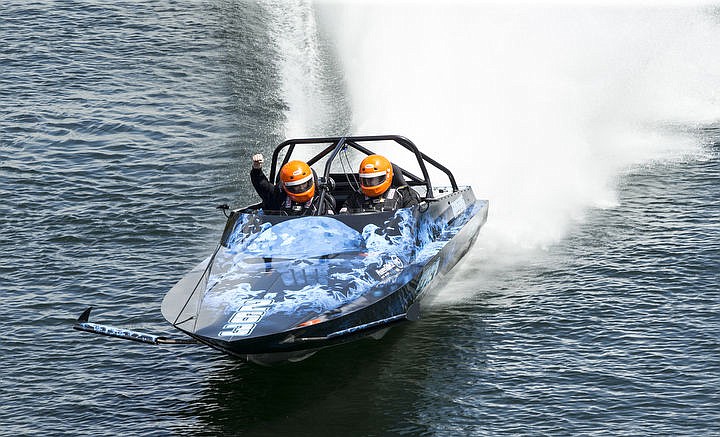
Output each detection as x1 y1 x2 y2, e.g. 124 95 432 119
218 294 276 337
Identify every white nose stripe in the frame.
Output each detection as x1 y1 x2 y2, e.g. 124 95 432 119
360 171 387 178
284 174 312 186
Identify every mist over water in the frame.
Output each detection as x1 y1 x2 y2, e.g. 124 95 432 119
310 3 719 253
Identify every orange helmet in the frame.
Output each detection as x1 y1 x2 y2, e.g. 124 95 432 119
280 160 315 203
359 154 393 197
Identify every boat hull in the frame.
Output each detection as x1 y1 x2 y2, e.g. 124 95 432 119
162 187 488 360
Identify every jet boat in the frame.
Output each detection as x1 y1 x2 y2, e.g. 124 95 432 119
75 135 488 364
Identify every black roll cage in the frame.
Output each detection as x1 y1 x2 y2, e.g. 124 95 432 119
268 135 458 200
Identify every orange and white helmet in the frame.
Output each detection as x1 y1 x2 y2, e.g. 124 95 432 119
359 154 393 197
280 160 315 203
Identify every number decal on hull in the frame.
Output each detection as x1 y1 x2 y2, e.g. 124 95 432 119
218 294 276 337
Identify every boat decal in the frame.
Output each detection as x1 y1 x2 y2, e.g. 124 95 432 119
199 203 484 337
374 254 404 280
449 196 466 217
218 296 275 337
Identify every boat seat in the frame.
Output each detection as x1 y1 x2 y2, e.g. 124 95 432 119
390 163 407 187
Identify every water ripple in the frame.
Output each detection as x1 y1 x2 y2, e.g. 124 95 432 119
2 2 720 436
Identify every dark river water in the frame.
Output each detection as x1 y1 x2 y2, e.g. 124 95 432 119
2 1 719 436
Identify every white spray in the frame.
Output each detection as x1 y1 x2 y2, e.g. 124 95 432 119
264 0 330 138
314 3 719 247
268 1 720 299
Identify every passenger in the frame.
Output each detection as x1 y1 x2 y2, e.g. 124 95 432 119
250 153 335 215
341 154 420 212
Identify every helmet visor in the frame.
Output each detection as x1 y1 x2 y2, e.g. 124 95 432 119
360 173 387 188
284 177 313 194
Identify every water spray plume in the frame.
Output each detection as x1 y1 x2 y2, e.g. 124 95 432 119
315 3 718 253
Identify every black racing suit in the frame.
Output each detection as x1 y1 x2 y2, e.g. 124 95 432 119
250 168 335 215
341 185 420 212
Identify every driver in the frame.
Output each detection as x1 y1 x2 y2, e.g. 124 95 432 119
250 153 335 215
341 154 419 212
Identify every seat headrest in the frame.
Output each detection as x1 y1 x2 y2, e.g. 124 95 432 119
391 163 408 187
